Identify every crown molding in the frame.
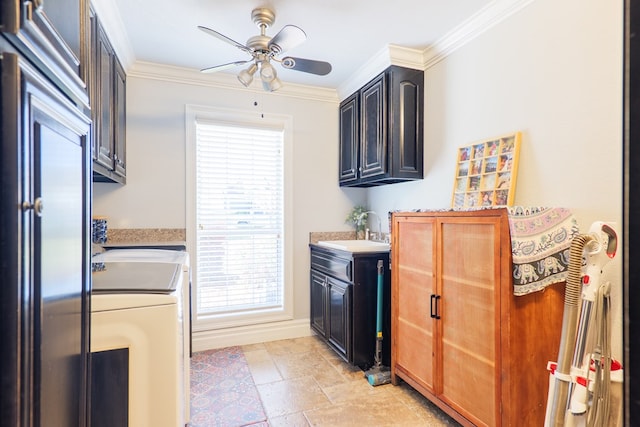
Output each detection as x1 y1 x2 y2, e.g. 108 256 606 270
337 44 424 100
90 0 136 69
337 0 534 101
128 61 339 103
423 0 534 68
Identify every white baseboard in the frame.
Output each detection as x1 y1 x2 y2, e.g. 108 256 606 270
191 318 312 352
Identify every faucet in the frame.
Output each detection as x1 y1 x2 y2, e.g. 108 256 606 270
358 210 382 241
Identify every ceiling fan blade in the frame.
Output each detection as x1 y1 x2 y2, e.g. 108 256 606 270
268 25 307 54
280 57 332 76
200 60 250 74
198 25 252 54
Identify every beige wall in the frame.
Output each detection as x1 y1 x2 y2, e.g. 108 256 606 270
94 0 624 352
368 0 624 357
93 70 365 343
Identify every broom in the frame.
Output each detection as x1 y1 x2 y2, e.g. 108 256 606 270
364 260 391 386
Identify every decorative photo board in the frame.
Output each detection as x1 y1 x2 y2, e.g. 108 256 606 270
451 132 522 209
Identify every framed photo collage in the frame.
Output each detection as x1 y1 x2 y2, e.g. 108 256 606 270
452 132 522 209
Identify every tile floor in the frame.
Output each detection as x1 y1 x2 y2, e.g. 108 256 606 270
241 335 461 426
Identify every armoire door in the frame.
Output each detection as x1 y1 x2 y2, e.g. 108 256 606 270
438 217 501 427
392 216 436 392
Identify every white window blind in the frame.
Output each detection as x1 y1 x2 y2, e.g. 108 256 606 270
195 121 284 316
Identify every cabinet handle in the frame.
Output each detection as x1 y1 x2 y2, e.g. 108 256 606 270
435 295 441 319
430 294 441 319
22 198 44 217
430 294 436 318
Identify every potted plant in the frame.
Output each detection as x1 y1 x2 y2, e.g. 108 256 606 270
346 205 368 240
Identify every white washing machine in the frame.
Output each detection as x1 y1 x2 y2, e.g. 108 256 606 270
91 249 190 427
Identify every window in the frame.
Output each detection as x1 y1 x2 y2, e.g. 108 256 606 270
186 106 293 330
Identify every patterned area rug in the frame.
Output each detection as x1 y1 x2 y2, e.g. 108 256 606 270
189 347 267 427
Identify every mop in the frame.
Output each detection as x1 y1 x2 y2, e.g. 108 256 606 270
365 260 391 386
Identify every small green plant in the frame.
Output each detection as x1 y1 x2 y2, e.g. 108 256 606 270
346 205 368 232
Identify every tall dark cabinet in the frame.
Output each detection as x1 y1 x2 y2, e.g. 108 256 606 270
0 1 92 426
625 0 639 424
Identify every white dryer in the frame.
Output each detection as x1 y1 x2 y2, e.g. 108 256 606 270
91 250 190 427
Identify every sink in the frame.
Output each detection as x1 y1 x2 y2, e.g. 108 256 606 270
317 239 390 253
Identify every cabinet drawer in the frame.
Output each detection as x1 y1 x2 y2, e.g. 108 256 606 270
310 250 352 282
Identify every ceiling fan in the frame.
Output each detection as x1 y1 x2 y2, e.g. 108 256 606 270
198 7 332 92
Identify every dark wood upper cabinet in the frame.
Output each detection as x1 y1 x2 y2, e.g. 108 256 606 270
94 18 113 170
90 12 127 184
339 65 424 187
0 0 90 106
360 74 387 180
339 92 359 184
113 57 127 178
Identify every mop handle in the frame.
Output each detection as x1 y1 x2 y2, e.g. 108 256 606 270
376 260 384 337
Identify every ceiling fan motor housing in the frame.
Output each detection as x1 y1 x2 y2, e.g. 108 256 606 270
252 8 276 29
246 35 271 53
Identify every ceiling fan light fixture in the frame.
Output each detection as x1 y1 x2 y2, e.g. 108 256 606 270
263 77 283 92
237 63 258 87
259 61 277 82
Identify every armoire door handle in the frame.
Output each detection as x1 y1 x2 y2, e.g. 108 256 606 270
430 294 437 318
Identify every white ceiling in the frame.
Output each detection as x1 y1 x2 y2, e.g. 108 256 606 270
107 0 494 90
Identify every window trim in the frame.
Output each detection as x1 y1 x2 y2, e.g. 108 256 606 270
185 105 294 332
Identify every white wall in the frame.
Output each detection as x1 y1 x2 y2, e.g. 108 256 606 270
93 70 366 336
368 0 624 357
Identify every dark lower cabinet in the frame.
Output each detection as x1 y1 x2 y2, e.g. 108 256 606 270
311 270 350 360
311 271 351 361
310 271 330 342
327 279 350 357
309 245 390 370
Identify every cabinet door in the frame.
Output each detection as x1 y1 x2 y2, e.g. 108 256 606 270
327 278 351 361
310 270 328 337
388 66 423 180
338 93 358 185
0 0 87 95
392 217 436 392
438 218 501 427
33 89 91 427
0 52 91 427
359 73 387 180
95 20 113 171
113 56 126 178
